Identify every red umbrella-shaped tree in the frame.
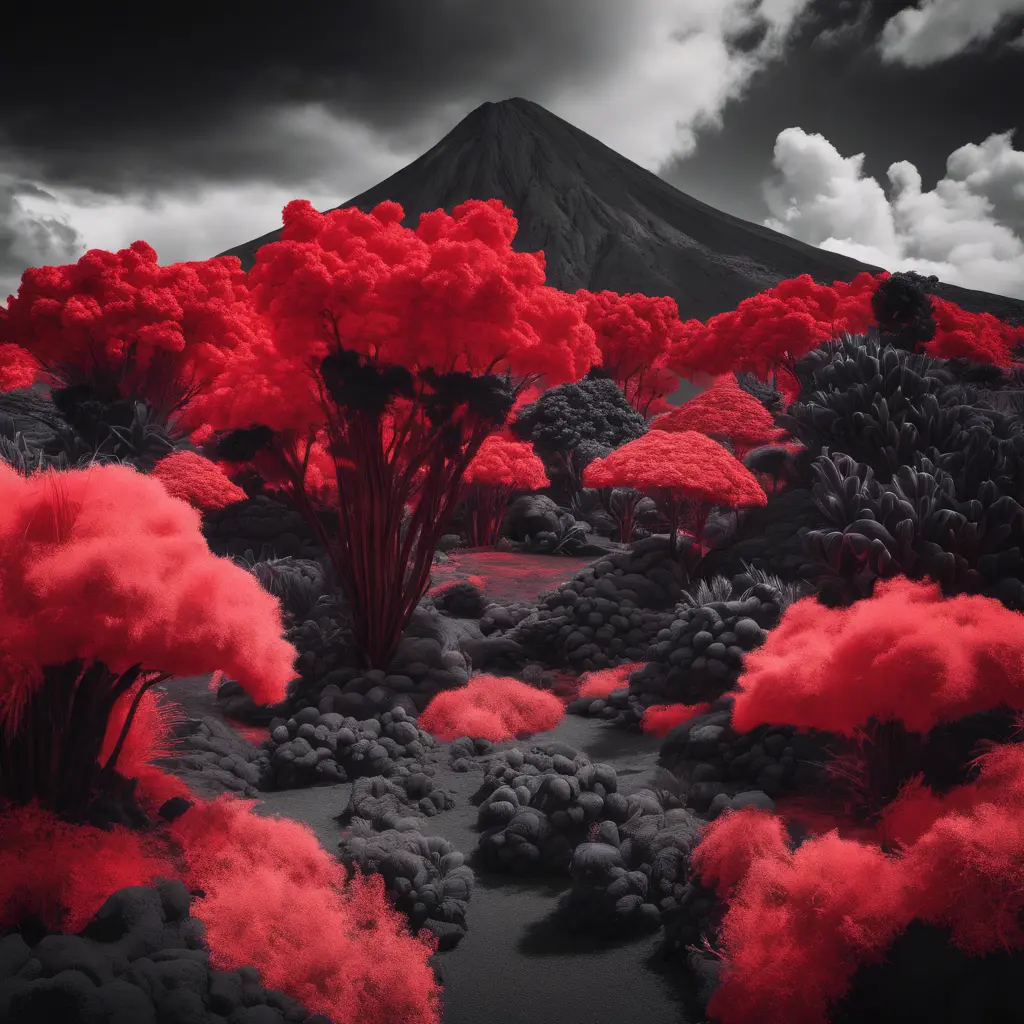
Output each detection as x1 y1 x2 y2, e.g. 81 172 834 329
583 430 767 556
650 373 787 459
190 198 599 668
462 433 549 546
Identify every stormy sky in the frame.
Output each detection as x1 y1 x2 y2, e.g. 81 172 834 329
3 0 1023 300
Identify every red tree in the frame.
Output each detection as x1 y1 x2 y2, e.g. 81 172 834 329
0 461 296 818
583 429 767 556
0 242 266 429
668 272 882 380
649 373 787 458
191 198 599 667
462 432 549 546
575 289 683 416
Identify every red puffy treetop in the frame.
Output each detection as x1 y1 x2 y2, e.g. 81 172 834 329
731 576 1024 736
582 429 768 508
575 290 683 413
150 450 247 511
668 271 882 378
463 433 549 490
0 242 266 399
245 197 599 382
924 296 1024 366
0 461 297 711
650 374 787 447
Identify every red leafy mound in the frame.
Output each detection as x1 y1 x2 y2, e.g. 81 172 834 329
464 433 549 490
0 803 175 933
150 450 247 510
730 576 1024 736
169 796 442 1024
668 272 881 378
640 701 712 736
418 674 564 741
0 242 264 417
924 296 1024 365
578 662 644 699
649 373 786 456
575 289 683 415
0 343 40 391
0 462 296 706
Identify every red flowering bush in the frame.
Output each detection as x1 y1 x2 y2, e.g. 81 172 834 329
169 796 442 1024
0 242 266 426
418 673 565 741
0 461 296 817
583 429 767 555
150 449 247 510
924 295 1024 365
668 272 881 379
650 373 787 458
576 290 684 416
462 432 549 546
192 198 599 667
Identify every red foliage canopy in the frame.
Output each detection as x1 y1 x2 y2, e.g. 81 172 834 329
668 272 882 378
583 429 768 508
150 449 247 510
924 295 1024 365
0 461 296 707
575 289 683 415
464 432 549 490
0 242 265 419
649 373 786 453
731 576 1024 737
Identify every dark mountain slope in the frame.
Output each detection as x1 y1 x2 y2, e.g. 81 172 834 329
219 97 1024 325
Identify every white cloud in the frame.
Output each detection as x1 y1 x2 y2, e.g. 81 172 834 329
550 0 816 169
762 127 1024 299
877 0 1024 66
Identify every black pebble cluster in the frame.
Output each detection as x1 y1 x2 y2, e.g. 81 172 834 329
338 778 473 950
0 882 332 1024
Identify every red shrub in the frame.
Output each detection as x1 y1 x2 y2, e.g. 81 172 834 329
0 343 40 391
924 296 1024 366
640 701 712 736
168 796 442 1024
0 803 175 933
150 450 246 510
578 662 644 698
731 577 1024 736
691 807 791 898
418 674 564 741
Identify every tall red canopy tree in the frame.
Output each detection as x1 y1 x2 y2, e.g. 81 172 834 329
650 373 787 459
192 198 599 668
583 429 767 556
668 271 882 381
0 461 296 819
575 289 683 417
0 242 265 431
462 432 549 546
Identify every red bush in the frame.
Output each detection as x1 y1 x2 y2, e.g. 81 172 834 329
649 374 786 458
577 662 644 698
924 296 1024 365
0 461 296 815
168 796 442 1024
640 701 712 736
462 432 549 546
731 576 1024 737
0 343 40 391
0 803 175 933
418 673 564 741
668 272 881 379
576 290 684 416
193 198 599 667
583 429 767 554
150 450 247 510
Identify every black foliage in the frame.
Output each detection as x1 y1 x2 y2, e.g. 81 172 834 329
320 347 415 416
871 270 938 352
734 371 784 412
419 367 516 429
212 424 277 462
512 375 647 462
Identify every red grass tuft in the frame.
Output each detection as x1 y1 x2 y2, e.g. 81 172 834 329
577 662 644 698
640 701 712 736
418 673 564 741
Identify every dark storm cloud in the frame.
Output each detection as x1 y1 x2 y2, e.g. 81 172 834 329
3 0 643 194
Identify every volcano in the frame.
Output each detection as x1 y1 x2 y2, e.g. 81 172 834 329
219 97 1024 324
